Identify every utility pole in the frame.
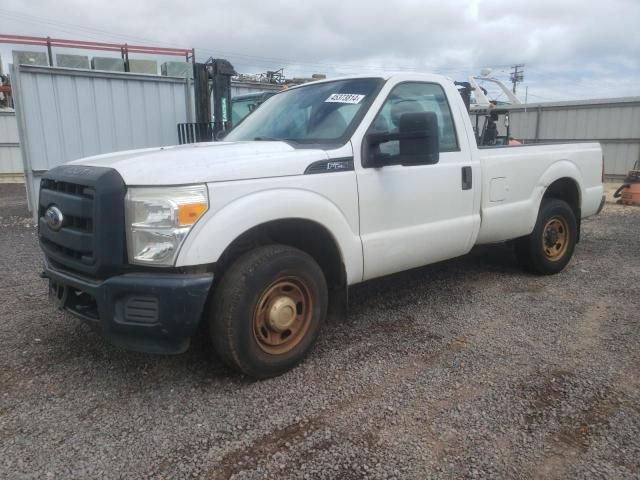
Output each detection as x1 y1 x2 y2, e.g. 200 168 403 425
510 64 524 94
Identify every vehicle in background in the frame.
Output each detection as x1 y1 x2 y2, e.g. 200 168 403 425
38 73 604 378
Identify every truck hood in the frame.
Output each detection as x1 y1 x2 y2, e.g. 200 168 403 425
69 141 330 185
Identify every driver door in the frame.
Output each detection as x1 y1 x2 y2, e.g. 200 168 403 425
356 81 478 280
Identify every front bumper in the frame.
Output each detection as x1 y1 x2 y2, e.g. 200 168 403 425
43 261 213 354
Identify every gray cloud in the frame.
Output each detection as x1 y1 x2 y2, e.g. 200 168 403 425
1 0 639 100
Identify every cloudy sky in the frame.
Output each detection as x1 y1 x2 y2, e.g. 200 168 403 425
1 0 639 102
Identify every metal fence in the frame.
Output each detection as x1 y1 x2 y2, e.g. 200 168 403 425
11 64 191 211
0 110 22 182
4 77 281 187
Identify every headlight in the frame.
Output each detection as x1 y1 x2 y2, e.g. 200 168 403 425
125 185 209 266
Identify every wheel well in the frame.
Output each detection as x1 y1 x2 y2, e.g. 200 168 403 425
215 219 347 292
543 177 581 240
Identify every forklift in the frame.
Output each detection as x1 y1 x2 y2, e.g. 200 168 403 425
474 102 514 146
455 81 515 146
177 58 237 144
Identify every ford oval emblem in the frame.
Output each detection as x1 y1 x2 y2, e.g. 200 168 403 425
45 205 64 231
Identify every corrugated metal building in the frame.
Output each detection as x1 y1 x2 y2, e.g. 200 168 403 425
507 97 640 177
0 109 21 182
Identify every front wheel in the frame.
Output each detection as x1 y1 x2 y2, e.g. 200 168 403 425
210 245 327 378
515 199 577 275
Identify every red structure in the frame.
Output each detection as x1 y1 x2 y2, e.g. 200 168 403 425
0 33 193 66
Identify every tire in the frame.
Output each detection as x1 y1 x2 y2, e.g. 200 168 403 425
515 199 577 275
210 245 328 378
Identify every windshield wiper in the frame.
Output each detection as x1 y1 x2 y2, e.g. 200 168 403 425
252 136 298 145
253 136 281 141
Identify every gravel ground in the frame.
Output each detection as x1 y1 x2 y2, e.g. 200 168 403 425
1 182 639 479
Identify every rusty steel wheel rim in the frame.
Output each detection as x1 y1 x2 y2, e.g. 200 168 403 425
253 277 313 355
542 216 569 261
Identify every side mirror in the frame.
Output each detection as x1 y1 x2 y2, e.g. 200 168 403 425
365 111 439 167
397 111 439 165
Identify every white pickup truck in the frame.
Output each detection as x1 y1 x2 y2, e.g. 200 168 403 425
39 73 604 378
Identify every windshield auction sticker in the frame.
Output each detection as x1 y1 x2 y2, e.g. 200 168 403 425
325 93 366 104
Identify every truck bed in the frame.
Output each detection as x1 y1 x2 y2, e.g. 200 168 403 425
475 142 604 244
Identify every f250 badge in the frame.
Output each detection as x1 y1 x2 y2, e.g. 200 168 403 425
326 161 348 170
304 158 354 175
45 205 64 231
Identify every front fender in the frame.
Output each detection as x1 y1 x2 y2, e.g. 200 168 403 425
176 188 363 285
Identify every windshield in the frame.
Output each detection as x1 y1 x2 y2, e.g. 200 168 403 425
225 78 383 145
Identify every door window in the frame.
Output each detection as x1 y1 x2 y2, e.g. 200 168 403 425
370 82 459 158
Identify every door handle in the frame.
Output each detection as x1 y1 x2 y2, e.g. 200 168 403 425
461 166 472 190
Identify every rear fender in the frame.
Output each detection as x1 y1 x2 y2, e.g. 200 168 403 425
538 161 584 207
529 161 583 232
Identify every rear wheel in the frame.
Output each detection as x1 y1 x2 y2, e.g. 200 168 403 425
515 199 577 275
210 245 327 378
